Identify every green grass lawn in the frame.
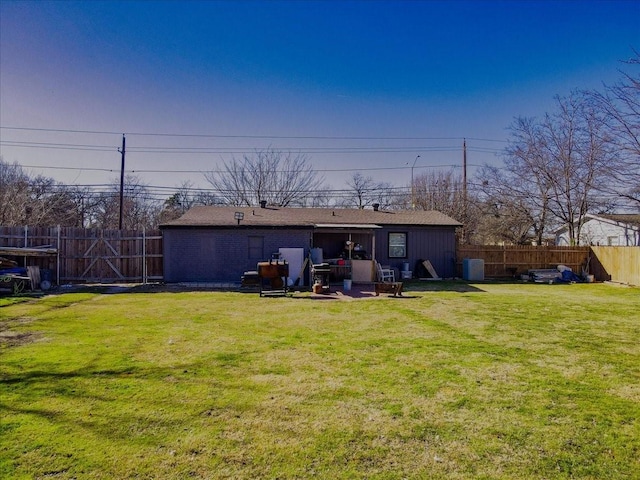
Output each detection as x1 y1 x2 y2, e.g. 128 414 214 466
1 282 639 479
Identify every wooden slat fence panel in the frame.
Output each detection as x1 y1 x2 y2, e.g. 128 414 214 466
0 226 163 284
3 226 636 286
456 245 591 278
590 246 640 286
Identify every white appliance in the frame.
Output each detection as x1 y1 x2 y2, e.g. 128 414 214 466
278 248 305 285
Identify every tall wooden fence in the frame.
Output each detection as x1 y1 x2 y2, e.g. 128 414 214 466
456 245 591 278
0 226 163 284
3 227 637 286
590 246 640 286
456 245 639 286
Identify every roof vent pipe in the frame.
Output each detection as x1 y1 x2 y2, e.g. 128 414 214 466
260 200 267 208
373 203 380 211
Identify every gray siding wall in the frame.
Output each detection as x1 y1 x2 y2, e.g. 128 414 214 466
375 226 457 278
163 228 312 283
557 219 640 246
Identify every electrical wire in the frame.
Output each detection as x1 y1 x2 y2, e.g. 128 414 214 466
0 126 508 142
1 140 467 155
13 163 483 175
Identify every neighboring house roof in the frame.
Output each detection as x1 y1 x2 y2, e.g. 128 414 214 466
555 213 640 234
161 206 463 228
596 214 640 227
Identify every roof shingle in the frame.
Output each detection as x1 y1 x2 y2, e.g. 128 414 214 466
161 206 462 228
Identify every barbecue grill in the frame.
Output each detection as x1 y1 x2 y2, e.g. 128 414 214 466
257 260 289 296
311 262 331 293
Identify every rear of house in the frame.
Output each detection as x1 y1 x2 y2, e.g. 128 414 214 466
160 205 461 284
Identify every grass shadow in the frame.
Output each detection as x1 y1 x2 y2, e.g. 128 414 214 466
403 280 487 293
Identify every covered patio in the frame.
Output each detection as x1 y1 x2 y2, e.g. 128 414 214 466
311 224 381 284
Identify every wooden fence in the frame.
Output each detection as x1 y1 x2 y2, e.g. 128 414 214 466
456 245 591 278
0 226 163 284
590 246 640 286
456 245 640 285
2 226 637 286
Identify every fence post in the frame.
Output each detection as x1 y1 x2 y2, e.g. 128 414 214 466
57 225 61 286
503 246 506 273
22 225 28 267
142 227 147 285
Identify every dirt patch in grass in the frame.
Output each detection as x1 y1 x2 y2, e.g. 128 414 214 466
54 282 417 300
0 330 40 347
0 317 40 347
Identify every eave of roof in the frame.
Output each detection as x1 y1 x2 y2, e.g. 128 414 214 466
554 213 640 234
314 223 382 229
160 206 463 229
596 213 640 227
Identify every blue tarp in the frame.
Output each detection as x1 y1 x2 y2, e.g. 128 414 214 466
0 267 27 276
559 269 582 283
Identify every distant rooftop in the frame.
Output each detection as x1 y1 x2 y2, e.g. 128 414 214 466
597 214 640 226
161 206 462 228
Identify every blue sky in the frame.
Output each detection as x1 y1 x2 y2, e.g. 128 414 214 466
1 0 638 196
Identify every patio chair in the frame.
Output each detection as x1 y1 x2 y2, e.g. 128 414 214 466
376 261 395 283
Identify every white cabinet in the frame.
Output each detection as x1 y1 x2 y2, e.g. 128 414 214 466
351 260 374 282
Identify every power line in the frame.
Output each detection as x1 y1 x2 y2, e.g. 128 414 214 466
0 125 508 143
16 162 482 175
127 147 461 154
13 165 118 173
17 176 636 207
1 140 470 155
0 142 117 152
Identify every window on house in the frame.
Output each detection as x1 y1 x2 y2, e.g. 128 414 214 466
607 236 619 246
388 232 407 258
248 236 264 259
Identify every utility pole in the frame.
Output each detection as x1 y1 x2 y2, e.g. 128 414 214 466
411 154 420 210
118 134 126 230
463 138 467 207
462 138 468 243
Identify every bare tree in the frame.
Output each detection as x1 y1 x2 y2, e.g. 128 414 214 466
487 92 618 245
589 51 640 207
0 158 30 225
476 117 555 245
473 167 544 245
158 181 221 223
26 176 82 226
412 170 465 217
303 186 334 207
204 148 325 207
410 169 478 241
339 172 395 209
89 175 160 229
0 158 84 227
541 92 617 243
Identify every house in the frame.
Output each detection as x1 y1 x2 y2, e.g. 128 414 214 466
555 213 640 246
160 204 462 284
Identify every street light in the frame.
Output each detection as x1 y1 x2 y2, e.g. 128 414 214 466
411 155 420 210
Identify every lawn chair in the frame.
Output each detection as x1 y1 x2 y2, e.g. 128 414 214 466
374 262 403 297
376 261 395 283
